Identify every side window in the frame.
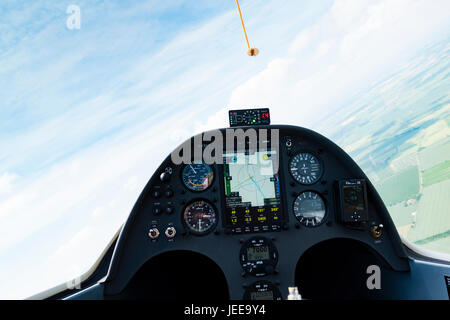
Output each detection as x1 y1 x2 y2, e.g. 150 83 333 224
329 40 450 256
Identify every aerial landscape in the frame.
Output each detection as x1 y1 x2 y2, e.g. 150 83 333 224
318 38 450 254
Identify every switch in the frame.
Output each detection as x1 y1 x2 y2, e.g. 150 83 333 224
165 189 174 198
151 190 161 199
371 224 384 239
165 226 176 239
148 228 160 240
153 207 162 216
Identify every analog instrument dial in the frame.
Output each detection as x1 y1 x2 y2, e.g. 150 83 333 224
182 163 214 192
183 200 217 235
242 110 258 125
293 191 326 227
289 152 323 185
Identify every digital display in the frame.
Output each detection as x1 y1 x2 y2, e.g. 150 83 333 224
261 112 270 119
338 179 369 224
228 108 271 127
223 150 282 233
250 291 274 300
246 246 270 261
343 185 366 213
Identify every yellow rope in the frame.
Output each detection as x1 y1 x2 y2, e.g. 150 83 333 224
236 0 251 50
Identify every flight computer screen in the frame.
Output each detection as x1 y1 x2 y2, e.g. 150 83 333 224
223 149 282 233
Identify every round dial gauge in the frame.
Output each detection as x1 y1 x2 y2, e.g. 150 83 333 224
182 163 214 192
183 200 217 235
293 191 326 227
243 281 282 301
289 152 323 185
243 110 258 125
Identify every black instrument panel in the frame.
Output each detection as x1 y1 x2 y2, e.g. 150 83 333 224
102 125 409 300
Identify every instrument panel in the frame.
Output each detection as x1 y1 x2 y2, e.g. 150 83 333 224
102 125 410 301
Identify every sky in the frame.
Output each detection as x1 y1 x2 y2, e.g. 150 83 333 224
0 0 449 299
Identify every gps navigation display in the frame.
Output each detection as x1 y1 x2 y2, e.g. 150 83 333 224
223 150 283 233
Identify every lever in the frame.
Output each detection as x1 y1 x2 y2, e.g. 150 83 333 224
371 224 384 239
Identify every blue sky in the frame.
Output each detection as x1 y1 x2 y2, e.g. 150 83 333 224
0 0 449 299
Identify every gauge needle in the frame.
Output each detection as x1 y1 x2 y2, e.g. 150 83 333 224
190 165 197 174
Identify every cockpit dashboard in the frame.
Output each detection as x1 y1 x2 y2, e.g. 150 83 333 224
46 109 450 301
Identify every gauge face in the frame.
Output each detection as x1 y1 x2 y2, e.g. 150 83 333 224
183 200 217 235
293 191 326 227
182 163 214 191
289 152 323 185
242 110 258 125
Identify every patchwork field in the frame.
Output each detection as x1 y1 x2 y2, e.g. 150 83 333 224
422 160 450 187
408 179 450 244
375 166 420 206
324 40 450 255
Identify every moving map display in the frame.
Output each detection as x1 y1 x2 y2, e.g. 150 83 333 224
223 150 282 233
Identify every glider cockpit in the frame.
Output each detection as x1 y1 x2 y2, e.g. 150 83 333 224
44 109 450 300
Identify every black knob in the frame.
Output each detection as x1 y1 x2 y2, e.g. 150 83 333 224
160 171 171 182
165 206 174 215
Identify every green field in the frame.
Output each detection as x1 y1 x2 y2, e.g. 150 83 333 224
388 202 416 227
408 179 450 242
422 160 450 187
418 139 450 169
375 166 420 206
